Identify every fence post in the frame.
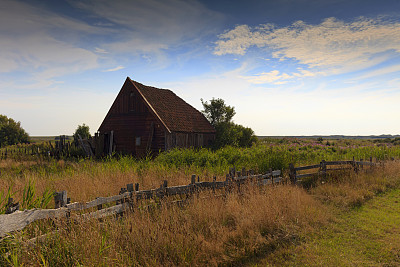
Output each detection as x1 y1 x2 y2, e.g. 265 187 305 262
191 174 196 185
127 183 134 192
229 167 236 178
54 191 67 208
353 157 358 173
321 160 327 179
126 183 134 207
5 198 19 214
289 163 296 184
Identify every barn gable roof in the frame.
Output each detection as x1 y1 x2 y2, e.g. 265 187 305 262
128 77 215 134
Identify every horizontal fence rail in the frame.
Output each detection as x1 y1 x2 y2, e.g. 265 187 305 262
289 157 377 184
0 167 282 238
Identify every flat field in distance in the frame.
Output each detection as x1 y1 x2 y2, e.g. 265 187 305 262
0 137 400 266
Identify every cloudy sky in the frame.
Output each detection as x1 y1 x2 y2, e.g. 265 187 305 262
1 0 400 136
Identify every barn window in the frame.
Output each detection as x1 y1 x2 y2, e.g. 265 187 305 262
130 91 135 111
135 137 141 146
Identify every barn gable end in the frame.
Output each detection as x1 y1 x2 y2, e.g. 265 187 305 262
98 77 215 156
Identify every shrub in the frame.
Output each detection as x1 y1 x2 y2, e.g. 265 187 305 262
0 114 29 147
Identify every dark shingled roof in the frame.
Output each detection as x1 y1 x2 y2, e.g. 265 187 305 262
129 78 215 134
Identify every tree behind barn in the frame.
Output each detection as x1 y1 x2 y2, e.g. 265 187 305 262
73 124 91 140
201 98 257 149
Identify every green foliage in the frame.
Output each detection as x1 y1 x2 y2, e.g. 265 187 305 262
0 181 53 214
201 98 257 149
154 138 400 174
0 114 29 148
214 123 258 149
0 186 14 214
21 180 53 210
73 124 91 140
201 98 235 126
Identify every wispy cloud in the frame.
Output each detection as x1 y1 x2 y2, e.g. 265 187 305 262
95 47 109 54
241 70 292 84
72 0 224 54
215 17 400 75
241 68 321 85
103 65 125 72
0 0 100 86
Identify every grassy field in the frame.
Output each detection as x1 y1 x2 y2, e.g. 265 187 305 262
0 138 400 265
257 187 400 266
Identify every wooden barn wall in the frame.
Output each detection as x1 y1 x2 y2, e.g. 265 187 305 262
100 113 165 156
99 82 166 156
106 81 147 115
165 132 215 150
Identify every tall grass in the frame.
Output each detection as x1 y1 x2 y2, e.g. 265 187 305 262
1 139 400 207
4 184 328 266
4 162 400 266
1 137 400 265
155 141 400 173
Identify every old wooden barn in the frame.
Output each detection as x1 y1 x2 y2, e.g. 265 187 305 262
98 77 216 157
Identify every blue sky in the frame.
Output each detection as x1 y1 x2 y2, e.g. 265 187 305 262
1 0 400 136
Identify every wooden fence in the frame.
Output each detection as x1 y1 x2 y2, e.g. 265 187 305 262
0 135 93 160
0 157 382 238
0 168 282 238
289 157 377 184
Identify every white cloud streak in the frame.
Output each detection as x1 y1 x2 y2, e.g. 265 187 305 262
103 66 125 72
215 17 400 75
241 68 320 85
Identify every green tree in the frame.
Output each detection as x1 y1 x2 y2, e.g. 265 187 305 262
73 124 91 140
201 98 257 149
0 115 29 147
201 98 235 126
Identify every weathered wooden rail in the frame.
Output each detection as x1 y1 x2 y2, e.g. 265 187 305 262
0 168 282 238
289 157 377 184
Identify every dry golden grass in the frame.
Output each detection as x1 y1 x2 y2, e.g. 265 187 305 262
0 158 219 204
2 160 400 266
310 162 400 208
10 184 327 266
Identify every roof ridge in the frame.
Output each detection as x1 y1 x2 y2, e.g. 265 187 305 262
128 77 171 133
127 76 215 134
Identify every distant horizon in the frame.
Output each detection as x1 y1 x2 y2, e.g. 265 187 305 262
30 134 400 139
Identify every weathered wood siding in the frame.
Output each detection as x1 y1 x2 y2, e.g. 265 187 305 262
165 132 215 150
99 80 165 156
99 114 165 156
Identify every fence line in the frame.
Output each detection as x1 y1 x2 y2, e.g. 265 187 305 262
0 157 382 238
0 136 80 160
289 157 377 184
0 167 282 238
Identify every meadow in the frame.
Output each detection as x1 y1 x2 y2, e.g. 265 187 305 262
1 137 400 266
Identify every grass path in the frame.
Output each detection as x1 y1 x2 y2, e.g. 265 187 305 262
255 189 400 266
